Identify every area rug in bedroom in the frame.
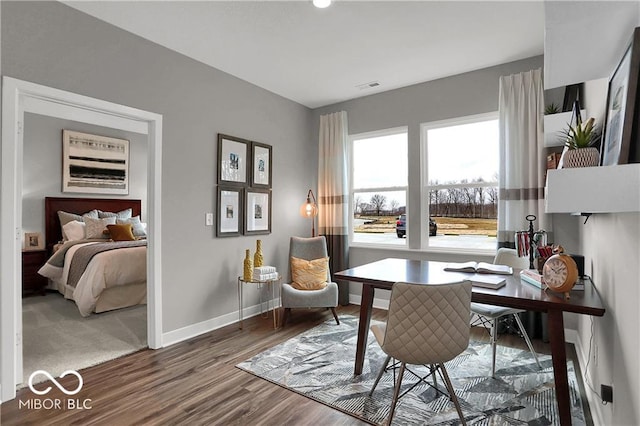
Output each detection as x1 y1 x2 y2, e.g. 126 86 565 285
22 292 147 385
237 316 588 425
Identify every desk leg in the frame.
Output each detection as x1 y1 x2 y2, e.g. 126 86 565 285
548 309 571 426
355 283 374 375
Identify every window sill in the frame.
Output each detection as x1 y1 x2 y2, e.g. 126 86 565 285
348 242 496 257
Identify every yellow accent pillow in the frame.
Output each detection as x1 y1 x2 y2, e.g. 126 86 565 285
290 256 329 290
106 224 136 241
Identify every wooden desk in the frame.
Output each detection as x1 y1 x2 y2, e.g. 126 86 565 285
335 258 605 426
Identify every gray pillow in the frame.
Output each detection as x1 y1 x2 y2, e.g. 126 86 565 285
57 209 99 240
84 217 116 239
98 208 133 220
116 216 146 237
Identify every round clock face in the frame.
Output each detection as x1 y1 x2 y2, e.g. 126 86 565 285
543 257 568 288
542 254 578 292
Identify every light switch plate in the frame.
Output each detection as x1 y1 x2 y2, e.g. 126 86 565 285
205 213 214 226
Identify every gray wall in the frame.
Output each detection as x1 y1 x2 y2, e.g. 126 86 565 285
2 1 314 332
22 113 149 241
312 56 544 300
545 3 640 424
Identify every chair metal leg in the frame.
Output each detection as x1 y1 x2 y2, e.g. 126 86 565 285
439 363 467 426
491 318 498 378
386 362 406 426
512 313 541 368
369 355 391 396
330 307 340 325
281 308 291 327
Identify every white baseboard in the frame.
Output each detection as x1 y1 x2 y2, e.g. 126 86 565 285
162 299 280 347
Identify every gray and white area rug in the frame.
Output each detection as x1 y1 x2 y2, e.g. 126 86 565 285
237 316 587 425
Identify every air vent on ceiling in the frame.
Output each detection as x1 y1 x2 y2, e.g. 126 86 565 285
356 81 380 90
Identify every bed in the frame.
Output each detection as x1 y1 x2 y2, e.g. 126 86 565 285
38 197 147 316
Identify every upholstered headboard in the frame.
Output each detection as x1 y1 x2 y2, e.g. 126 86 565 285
44 197 142 255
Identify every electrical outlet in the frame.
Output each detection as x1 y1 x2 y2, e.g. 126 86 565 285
601 384 613 403
205 213 214 226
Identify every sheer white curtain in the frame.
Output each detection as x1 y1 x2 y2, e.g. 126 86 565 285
498 69 552 249
318 111 349 305
498 68 550 341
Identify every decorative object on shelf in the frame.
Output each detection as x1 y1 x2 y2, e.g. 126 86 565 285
244 188 271 235
243 249 253 282
601 27 640 166
250 142 272 188
62 130 129 195
23 232 44 251
218 134 251 186
300 189 318 237
544 102 560 115
254 239 264 267
542 245 579 300
562 116 601 168
217 186 243 237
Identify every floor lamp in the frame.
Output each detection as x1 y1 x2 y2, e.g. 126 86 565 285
300 189 318 237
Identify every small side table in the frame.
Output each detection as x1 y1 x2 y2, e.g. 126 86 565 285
22 249 48 296
238 274 281 330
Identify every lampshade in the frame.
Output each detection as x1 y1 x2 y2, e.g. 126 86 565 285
300 190 318 218
300 189 318 237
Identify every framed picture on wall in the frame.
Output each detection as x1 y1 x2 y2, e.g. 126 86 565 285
216 186 243 237
217 134 251 186
250 142 272 188
244 188 271 235
601 27 640 166
24 232 44 251
62 130 129 195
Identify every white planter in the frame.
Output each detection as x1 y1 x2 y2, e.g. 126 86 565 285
563 147 600 168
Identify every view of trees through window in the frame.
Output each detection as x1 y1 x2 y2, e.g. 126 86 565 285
349 117 498 250
425 117 498 249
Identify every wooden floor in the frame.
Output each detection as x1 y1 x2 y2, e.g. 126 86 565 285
1 305 577 425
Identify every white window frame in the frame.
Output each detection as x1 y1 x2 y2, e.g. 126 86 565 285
420 112 499 254
349 126 408 247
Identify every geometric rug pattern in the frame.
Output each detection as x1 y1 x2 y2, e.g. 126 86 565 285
237 316 587 425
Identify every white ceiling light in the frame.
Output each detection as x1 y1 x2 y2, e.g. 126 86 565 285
313 0 331 9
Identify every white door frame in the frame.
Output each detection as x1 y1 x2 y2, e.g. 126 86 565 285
1 76 163 402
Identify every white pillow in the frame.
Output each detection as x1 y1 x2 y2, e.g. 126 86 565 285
116 216 146 237
84 217 116 239
62 220 86 241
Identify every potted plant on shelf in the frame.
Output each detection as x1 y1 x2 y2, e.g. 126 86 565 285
562 117 601 168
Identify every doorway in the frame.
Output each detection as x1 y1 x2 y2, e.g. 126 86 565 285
1 77 163 402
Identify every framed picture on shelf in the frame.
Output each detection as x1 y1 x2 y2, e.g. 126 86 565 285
62 130 129 195
217 134 251 186
244 188 271 235
601 27 640 166
216 186 243 237
24 232 44 251
251 141 272 188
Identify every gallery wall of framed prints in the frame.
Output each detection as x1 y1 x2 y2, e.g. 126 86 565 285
216 134 272 237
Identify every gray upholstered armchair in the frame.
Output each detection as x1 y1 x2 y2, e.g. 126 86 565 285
281 236 339 326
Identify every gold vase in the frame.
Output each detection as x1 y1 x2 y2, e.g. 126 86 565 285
243 249 253 281
254 239 264 268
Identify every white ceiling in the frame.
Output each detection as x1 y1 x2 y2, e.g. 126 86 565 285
64 1 545 109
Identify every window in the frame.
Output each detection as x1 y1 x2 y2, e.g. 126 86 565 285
422 113 498 251
350 128 407 246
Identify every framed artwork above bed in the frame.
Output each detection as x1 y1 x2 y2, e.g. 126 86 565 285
62 130 130 195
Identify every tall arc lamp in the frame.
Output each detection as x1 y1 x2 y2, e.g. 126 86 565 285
300 189 318 237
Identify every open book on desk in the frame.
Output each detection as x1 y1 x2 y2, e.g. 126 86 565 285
444 261 513 275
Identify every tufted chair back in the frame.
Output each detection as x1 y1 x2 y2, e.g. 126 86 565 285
381 280 472 365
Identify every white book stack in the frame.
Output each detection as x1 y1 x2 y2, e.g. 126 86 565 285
253 266 278 281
